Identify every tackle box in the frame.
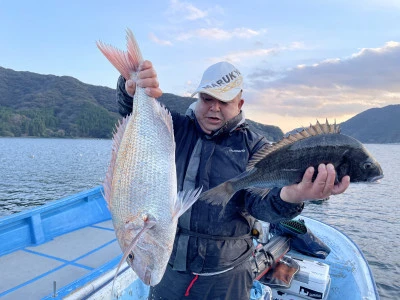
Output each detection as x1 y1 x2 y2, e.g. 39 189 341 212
272 256 331 300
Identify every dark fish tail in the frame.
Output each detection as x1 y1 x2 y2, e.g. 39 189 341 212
200 181 236 207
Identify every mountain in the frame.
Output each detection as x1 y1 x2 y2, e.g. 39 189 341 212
0 67 119 138
0 66 398 143
0 67 282 141
340 105 400 143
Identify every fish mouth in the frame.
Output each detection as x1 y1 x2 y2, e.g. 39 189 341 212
368 174 384 183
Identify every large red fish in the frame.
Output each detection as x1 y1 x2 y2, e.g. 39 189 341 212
97 29 201 287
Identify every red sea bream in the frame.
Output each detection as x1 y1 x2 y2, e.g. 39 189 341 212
97 29 201 287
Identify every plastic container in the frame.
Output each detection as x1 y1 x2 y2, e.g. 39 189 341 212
272 256 331 300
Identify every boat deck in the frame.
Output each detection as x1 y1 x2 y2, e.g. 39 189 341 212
0 219 121 300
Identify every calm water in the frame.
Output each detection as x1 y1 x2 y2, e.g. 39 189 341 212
0 138 112 215
0 138 399 299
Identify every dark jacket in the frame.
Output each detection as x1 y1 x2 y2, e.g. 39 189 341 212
116 76 303 274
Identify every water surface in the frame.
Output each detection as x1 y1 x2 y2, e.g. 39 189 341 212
0 138 398 299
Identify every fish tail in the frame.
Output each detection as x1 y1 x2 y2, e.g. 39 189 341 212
200 181 236 207
96 28 143 80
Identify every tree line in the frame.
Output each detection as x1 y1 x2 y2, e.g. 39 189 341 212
0 105 118 139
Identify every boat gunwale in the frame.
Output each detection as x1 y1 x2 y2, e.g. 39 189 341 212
0 186 110 257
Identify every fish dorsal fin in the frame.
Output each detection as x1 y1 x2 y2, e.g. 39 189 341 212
102 115 131 207
154 100 175 138
247 120 340 170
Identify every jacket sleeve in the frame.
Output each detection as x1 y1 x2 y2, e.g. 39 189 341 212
244 188 304 223
116 75 133 117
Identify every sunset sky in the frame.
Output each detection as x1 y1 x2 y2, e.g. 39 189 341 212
1 0 399 132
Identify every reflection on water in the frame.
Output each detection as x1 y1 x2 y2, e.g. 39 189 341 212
0 139 399 299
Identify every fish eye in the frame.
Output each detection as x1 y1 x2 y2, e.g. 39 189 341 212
363 162 373 169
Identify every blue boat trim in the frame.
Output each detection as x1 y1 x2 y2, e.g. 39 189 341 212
317 219 380 298
0 186 110 257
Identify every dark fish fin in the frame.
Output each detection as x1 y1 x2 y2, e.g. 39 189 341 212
199 182 235 207
245 187 271 199
247 120 340 170
216 187 271 219
112 215 156 293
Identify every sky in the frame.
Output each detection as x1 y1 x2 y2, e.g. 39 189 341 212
1 0 399 132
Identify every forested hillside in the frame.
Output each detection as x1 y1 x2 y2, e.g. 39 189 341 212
340 105 400 143
0 67 283 141
0 67 118 138
1 67 398 143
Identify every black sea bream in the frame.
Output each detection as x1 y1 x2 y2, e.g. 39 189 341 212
201 120 383 207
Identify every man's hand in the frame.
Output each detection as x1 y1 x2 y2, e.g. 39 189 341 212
125 60 162 98
280 163 350 204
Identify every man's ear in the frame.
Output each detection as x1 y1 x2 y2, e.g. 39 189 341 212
238 99 244 110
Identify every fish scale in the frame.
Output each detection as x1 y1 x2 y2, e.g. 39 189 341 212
97 29 201 287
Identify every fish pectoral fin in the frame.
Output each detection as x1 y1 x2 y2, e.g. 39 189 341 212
142 213 157 229
124 213 157 233
172 187 203 220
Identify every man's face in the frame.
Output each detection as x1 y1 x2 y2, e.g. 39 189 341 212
195 92 244 134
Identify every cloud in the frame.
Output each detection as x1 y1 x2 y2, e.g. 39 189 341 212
176 27 267 41
167 0 208 21
153 24 268 47
160 2 267 46
166 0 222 24
244 41 400 121
149 33 173 46
210 42 304 63
280 41 400 90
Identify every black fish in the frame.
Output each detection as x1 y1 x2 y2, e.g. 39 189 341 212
201 120 384 206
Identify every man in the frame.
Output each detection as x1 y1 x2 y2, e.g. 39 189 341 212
116 61 349 300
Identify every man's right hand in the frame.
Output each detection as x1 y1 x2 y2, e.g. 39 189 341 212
125 60 162 98
280 163 350 204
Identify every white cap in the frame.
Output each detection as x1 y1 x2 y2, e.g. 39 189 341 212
191 62 243 102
